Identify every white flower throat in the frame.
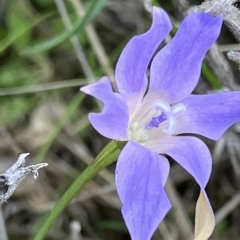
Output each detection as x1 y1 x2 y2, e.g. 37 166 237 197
130 100 186 143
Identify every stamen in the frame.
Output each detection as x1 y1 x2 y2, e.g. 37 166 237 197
131 129 149 143
130 122 139 131
139 134 149 141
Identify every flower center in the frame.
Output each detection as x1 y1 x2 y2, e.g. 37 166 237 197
145 100 186 134
130 100 186 143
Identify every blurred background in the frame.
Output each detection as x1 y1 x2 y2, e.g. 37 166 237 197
0 0 240 239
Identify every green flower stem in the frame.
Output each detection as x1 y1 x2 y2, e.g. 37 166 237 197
33 140 121 240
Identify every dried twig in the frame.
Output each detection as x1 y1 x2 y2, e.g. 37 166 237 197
70 0 115 82
54 0 95 80
206 44 237 90
0 78 99 96
0 153 48 205
165 178 193 239
197 1 240 42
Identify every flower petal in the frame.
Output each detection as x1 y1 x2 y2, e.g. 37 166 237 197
175 92 240 140
145 136 211 188
80 77 129 139
116 141 171 240
149 12 222 103
194 189 215 240
115 7 172 114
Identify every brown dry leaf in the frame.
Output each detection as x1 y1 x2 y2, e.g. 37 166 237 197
194 189 215 240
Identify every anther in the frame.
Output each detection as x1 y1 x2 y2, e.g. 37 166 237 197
130 122 139 131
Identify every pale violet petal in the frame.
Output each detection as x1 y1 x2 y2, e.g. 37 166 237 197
148 12 222 104
116 7 172 114
116 141 171 240
80 77 129 139
174 92 240 140
145 136 212 188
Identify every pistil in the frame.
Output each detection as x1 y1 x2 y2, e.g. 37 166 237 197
145 100 186 134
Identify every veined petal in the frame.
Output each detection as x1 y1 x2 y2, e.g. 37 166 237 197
80 77 129 139
115 7 172 114
116 141 171 240
149 12 222 104
175 92 240 140
145 136 211 188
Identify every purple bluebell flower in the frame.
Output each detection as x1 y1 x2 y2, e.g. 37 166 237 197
81 7 240 240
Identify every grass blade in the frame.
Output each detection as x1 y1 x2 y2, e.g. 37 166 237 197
21 0 109 55
0 12 54 53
